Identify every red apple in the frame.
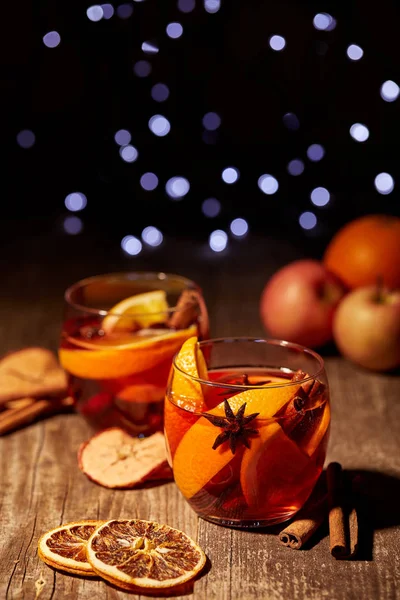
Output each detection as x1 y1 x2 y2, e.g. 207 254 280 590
333 285 400 371
260 259 347 348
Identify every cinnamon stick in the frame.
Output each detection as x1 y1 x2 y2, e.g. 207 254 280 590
279 496 327 549
167 289 200 330
0 396 73 435
327 462 359 559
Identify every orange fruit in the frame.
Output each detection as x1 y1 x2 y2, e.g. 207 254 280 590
37 520 103 576
86 519 206 590
323 214 400 289
59 325 197 379
172 382 301 499
102 290 169 333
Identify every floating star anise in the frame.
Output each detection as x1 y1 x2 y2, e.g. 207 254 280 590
202 400 260 455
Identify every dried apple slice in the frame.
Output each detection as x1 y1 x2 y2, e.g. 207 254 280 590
78 428 171 488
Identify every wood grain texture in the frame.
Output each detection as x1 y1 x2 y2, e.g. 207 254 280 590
0 233 399 599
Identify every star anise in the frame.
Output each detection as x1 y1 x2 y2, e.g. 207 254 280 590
202 400 260 454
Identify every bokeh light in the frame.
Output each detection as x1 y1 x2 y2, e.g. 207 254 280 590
117 3 133 18
307 143 325 161
202 112 221 131
313 13 336 31
230 218 249 237
43 31 61 48
151 83 170 102
347 44 363 61
142 41 159 54
114 129 131 146
204 0 220 13
121 235 142 255
283 113 300 131
221 167 240 184
258 174 279 195
64 216 83 235
166 177 190 199
16 130 35 149
119 145 138 162
140 172 159 191
380 80 400 102
65 192 87 212
350 123 369 142
133 60 152 77
287 159 304 176
166 23 183 39
269 35 286 51
374 172 394 195
299 212 317 230
209 230 228 252
202 198 221 217
101 4 114 18
178 0 195 13
310 187 330 207
87 5 104 21
148 115 171 137
141 226 163 246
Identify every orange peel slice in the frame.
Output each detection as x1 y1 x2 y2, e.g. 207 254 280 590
86 519 206 590
102 290 169 332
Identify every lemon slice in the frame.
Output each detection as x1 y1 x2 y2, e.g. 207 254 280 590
102 290 169 333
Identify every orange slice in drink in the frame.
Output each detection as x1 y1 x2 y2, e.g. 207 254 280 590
86 519 206 591
37 520 103 576
172 382 301 499
59 325 197 379
102 290 169 332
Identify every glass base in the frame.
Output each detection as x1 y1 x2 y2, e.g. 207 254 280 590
198 509 298 529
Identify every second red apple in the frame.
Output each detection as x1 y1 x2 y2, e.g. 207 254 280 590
260 259 347 348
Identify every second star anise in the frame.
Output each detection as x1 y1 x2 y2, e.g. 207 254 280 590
202 399 260 454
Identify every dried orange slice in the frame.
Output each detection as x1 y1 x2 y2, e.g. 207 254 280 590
78 428 170 488
102 290 169 333
37 520 103 576
86 519 206 590
59 324 197 379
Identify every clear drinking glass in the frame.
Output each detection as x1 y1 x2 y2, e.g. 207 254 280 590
59 272 209 436
165 337 330 528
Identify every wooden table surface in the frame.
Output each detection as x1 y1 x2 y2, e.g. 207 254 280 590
1 230 399 600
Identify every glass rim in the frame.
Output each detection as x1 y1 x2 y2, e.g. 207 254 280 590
64 271 200 317
172 336 325 390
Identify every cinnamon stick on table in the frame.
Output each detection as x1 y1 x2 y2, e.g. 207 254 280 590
327 462 359 559
0 397 74 436
279 495 327 550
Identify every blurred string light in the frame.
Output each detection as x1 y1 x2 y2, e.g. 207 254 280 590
65 192 87 212
121 235 142 255
43 31 61 48
283 113 300 131
166 23 183 39
64 216 83 235
374 172 394 195
299 211 317 230
202 198 221 217
117 3 134 18
307 143 325 161
313 13 336 31
119 145 138 162
166 176 190 199
380 80 399 102
114 129 131 146
350 123 369 142
142 41 159 54
140 172 158 190
151 83 169 102
258 174 279 195
178 0 195 12
141 226 163 246
209 230 228 252
202 112 221 131
87 5 103 21
148 115 171 137
16 130 35 149
133 60 152 77
269 35 286 51
101 4 114 18
230 218 248 237
287 159 304 176
310 187 330 206
204 0 220 13
347 44 363 61
221 167 239 184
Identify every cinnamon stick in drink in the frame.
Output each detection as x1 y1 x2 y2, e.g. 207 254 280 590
327 462 359 559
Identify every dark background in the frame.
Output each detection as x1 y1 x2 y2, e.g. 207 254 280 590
2 0 400 267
